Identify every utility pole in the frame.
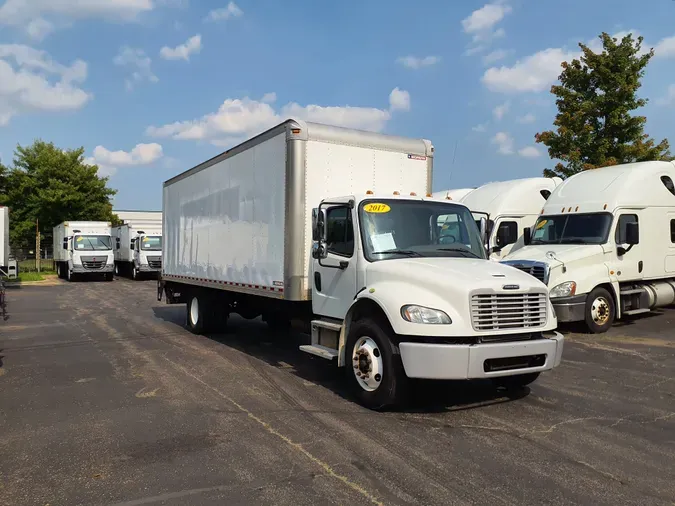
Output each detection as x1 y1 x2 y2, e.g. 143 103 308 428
36 218 41 273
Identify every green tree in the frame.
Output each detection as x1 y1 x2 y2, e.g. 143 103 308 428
536 32 671 179
5 140 118 248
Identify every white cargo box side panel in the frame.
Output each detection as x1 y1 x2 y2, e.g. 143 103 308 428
0 207 8 267
164 132 286 293
303 140 430 293
114 226 134 262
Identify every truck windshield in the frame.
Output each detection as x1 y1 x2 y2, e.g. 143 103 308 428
359 200 486 261
530 213 612 245
140 236 162 251
73 235 112 251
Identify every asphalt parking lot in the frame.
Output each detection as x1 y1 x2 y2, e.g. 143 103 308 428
1 279 673 506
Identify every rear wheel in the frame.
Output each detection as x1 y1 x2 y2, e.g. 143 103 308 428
492 372 540 390
114 263 119 276
186 292 220 334
585 287 615 333
56 263 62 278
345 318 408 410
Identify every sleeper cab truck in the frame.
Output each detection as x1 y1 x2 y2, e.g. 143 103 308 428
453 177 562 261
158 119 564 410
113 221 163 280
53 221 114 281
502 161 675 333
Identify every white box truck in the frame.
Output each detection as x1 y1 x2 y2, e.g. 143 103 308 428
158 119 564 409
456 177 562 260
53 221 114 281
502 161 675 333
112 214 162 279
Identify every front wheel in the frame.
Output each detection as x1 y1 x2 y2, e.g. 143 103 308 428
131 265 138 280
345 318 408 410
585 287 615 333
105 273 114 282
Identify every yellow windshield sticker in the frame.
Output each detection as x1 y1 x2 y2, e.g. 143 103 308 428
76 236 83 242
142 237 150 242
535 220 547 230
363 203 391 213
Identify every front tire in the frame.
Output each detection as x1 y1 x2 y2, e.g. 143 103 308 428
56 263 62 279
105 273 114 282
131 265 138 280
66 267 73 282
345 318 408 410
585 287 615 333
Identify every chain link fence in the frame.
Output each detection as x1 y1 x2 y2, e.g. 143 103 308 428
10 246 55 273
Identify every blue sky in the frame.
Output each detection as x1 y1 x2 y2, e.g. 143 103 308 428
1 0 674 210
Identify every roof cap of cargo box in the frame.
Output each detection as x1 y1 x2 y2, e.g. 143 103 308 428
542 160 675 214
163 119 434 187
459 177 562 217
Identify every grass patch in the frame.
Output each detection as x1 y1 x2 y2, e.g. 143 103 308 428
18 272 45 282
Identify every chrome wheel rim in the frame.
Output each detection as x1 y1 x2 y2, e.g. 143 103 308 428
352 336 383 392
591 296 611 325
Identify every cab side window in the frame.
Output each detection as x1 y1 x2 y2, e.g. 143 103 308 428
325 207 354 257
615 214 638 244
496 220 518 246
670 219 675 243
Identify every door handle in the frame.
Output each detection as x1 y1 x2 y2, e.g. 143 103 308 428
314 272 322 292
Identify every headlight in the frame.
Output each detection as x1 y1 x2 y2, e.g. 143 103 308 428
550 281 577 298
401 305 452 324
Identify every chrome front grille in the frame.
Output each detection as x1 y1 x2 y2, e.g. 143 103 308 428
147 256 162 269
501 260 549 284
471 292 548 331
81 257 107 270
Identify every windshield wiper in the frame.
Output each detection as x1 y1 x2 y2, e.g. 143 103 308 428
436 247 482 259
372 249 422 257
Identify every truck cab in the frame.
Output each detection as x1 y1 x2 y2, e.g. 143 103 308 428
62 229 114 281
308 193 564 407
131 233 162 278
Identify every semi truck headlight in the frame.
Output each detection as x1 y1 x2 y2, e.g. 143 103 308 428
401 305 452 324
550 281 577 298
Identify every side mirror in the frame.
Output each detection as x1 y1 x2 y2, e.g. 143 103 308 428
523 227 532 246
62 238 68 250
312 208 326 242
479 217 488 246
625 221 639 245
311 242 327 260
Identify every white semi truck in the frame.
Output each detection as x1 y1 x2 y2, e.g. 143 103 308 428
53 221 114 281
458 177 562 260
158 119 564 409
112 212 162 279
503 161 675 333
432 188 475 201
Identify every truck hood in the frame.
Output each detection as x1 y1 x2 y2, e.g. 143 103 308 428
366 257 547 292
504 244 605 265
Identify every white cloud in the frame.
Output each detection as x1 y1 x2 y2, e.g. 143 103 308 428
656 84 675 106
492 101 509 120
113 46 158 90
85 143 163 177
517 113 536 124
0 0 153 39
518 146 541 158
205 1 243 22
389 87 410 111
160 34 202 61
483 30 648 94
472 123 488 132
462 1 511 54
396 55 440 69
0 44 91 126
654 35 675 59
491 131 514 155
482 48 510 65
146 88 410 146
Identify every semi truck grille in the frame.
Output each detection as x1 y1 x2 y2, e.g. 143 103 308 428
147 257 162 269
471 292 547 331
500 260 548 284
81 257 107 270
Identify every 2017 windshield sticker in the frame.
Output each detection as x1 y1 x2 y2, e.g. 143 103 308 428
363 203 391 213
76 237 83 241
536 220 548 229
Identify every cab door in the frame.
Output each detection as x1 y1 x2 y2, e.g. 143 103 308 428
613 211 643 281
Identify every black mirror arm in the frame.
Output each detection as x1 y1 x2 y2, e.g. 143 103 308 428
617 244 634 256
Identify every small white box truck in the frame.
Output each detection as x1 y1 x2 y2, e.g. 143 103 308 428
456 177 562 260
502 161 675 333
112 213 162 280
158 119 564 409
53 221 114 281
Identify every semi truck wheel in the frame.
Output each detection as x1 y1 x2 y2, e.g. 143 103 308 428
345 318 408 410
585 287 615 333
186 293 214 334
114 264 119 276
492 372 540 390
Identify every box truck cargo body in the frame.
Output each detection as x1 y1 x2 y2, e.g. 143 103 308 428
159 119 564 409
53 221 114 281
113 217 162 279
0 207 8 270
502 161 675 333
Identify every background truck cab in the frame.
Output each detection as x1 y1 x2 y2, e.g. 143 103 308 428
502 161 675 333
53 221 114 281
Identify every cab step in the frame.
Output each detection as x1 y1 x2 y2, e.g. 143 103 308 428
299 344 339 360
623 308 650 316
620 288 644 295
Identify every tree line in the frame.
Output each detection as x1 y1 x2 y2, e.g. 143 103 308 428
0 32 671 254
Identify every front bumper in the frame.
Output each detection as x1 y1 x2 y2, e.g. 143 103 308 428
72 264 114 274
398 332 564 380
551 294 587 322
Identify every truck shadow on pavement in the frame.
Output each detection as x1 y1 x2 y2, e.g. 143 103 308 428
152 305 530 413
